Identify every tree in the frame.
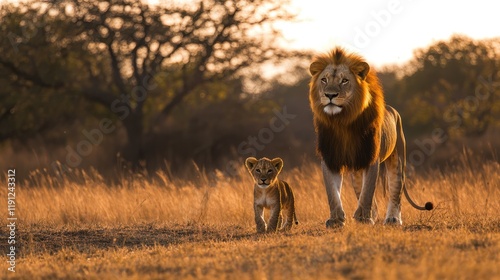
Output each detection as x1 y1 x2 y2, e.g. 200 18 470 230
382 35 500 138
0 0 297 168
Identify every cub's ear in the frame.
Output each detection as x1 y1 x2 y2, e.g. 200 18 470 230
245 157 258 171
353 62 370 80
309 60 325 76
271 157 284 173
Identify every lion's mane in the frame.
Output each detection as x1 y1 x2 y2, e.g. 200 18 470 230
309 48 386 173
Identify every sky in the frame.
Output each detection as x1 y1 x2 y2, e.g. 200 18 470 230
277 0 500 67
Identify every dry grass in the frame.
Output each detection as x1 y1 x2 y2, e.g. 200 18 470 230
1 155 499 279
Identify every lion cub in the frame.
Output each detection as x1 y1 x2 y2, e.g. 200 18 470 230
245 157 298 233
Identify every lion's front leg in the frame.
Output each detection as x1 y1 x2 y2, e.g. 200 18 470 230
351 171 378 221
353 160 379 224
321 161 345 228
254 204 266 233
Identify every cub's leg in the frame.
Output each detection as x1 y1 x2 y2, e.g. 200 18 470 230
267 205 281 233
353 160 379 224
280 182 297 231
322 161 346 228
277 213 283 230
384 153 403 225
351 171 378 221
254 204 266 233
280 206 295 231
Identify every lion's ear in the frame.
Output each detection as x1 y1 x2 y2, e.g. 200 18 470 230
309 60 324 76
271 158 284 173
354 62 370 80
245 157 258 171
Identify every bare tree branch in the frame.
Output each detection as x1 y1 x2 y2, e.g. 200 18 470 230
0 58 63 88
81 89 116 108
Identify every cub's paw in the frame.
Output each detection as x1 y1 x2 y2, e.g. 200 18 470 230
280 223 293 232
256 226 267 234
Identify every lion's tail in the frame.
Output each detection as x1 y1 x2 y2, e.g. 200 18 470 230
403 184 433 211
396 109 433 211
293 212 299 225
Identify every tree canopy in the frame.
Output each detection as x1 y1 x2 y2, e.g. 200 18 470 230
0 0 299 170
382 35 500 138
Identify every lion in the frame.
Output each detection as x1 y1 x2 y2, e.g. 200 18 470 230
245 157 298 233
308 47 433 227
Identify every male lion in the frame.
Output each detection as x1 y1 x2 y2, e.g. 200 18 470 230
245 157 298 233
308 47 432 227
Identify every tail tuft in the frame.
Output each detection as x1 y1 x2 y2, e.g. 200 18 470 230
425 202 434 211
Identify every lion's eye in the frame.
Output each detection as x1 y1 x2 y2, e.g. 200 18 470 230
267 169 272 174
341 78 349 84
256 169 261 173
321 77 327 84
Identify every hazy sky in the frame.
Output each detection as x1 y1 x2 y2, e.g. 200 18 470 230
278 0 500 67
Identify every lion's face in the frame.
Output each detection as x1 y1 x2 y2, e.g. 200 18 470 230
314 64 360 116
309 48 372 123
245 157 283 189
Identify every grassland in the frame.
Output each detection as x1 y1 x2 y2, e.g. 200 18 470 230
1 153 499 279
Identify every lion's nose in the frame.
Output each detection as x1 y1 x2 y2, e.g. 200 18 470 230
260 178 266 184
325 93 338 100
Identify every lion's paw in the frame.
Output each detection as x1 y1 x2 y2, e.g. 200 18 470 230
353 207 375 225
325 218 345 229
384 217 402 226
355 217 375 225
326 208 346 229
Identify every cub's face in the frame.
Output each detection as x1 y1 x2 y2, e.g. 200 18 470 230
245 157 284 189
310 61 370 117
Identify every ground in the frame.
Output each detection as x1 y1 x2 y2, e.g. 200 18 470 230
1 158 499 279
